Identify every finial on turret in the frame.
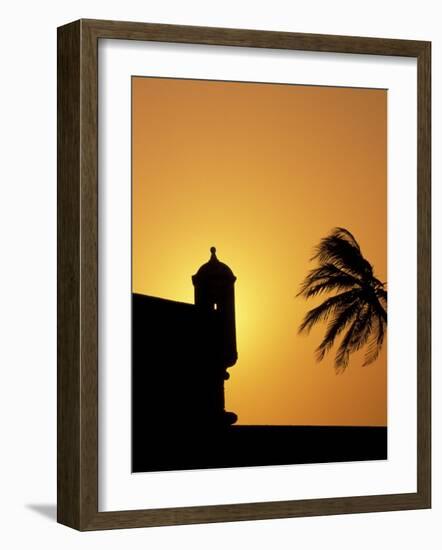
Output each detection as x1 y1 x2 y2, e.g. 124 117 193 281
192 246 236 283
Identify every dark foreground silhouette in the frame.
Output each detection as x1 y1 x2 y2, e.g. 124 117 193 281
133 424 387 472
132 292 387 473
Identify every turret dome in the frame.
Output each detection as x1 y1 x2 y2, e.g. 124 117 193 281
192 247 236 284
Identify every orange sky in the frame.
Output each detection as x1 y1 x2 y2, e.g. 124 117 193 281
132 76 387 426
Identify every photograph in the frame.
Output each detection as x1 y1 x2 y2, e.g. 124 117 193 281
131 76 388 472
54 14 431 532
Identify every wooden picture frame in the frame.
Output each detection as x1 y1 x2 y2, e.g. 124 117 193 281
57 18 431 530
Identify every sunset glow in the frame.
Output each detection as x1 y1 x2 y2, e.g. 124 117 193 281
132 76 387 426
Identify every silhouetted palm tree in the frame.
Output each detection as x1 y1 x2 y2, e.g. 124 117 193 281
298 227 387 369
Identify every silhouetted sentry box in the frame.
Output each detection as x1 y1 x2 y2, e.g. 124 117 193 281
132 248 238 456
192 246 238 368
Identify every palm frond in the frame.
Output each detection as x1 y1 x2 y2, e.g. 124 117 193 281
297 263 361 298
333 227 361 251
302 277 358 299
350 304 374 351
362 313 386 366
371 291 387 323
334 304 373 368
334 317 360 369
312 227 373 280
315 300 362 361
298 290 358 335
375 288 388 319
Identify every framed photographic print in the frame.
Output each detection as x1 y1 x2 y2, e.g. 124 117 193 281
57 19 431 530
